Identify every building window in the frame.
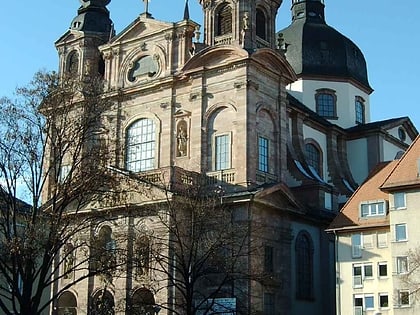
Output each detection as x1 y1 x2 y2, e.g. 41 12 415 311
264 246 274 272
378 262 388 277
126 118 156 172
395 223 407 242
57 291 78 315
394 192 406 209
354 294 374 314
379 293 389 308
362 233 374 249
353 264 373 288
355 96 365 124
216 4 232 36
91 290 115 315
215 134 230 170
398 127 406 141
305 142 322 178
131 288 155 315
256 9 266 40
258 136 269 172
295 231 314 300
263 293 275 314
315 89 337 118
397 256 408 274
360 201 386 218
377 232 388 248
399 290 410 306
351 233 362 258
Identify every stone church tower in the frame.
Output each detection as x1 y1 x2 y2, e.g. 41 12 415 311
51 1 416 314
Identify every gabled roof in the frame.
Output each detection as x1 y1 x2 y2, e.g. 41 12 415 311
381 135 420 190
327 161 397 232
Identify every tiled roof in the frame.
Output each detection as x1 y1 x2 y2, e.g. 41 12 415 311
327 161 397 231
381 135 420 190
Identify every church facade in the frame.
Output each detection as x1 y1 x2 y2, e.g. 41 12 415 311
51 0 417 314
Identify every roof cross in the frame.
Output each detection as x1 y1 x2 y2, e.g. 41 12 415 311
143 0 150 14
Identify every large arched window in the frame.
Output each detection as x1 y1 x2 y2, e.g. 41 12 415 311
315 89 337 118
305 142 322 178
130 288 156 315
91 290 115 315
126 118 156 172
256 9 267 40
57 291 77 315
295 231 314 300
216 4 232 36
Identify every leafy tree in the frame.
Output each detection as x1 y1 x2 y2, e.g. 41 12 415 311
0 71 117 315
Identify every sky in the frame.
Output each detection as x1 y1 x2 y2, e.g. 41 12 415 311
1 0 419 128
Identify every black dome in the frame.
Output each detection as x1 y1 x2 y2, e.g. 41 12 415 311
70 2 113 34
279 1 372 91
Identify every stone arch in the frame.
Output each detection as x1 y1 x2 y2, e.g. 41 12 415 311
130 287 156 315
91 289 115 315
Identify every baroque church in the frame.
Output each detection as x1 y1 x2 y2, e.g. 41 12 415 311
52 0 417 314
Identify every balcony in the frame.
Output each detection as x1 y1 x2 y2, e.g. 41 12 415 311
206 170 236 186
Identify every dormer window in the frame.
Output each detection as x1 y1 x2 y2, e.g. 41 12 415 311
360 200 386 218
216 4 232 36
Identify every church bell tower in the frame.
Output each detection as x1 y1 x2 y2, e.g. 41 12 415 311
199 0 282 50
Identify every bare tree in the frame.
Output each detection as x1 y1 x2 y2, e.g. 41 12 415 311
120 172 260 315
399 248 420 305
0 71 118 315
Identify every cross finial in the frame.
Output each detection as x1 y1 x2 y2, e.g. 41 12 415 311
143 0 150 14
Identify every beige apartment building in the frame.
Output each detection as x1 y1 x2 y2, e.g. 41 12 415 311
328 135 420 315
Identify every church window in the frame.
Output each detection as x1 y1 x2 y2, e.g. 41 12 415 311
57 291 77 315
131 288 155 315
91 289 115 315
295 231 314 300
315 89 336 118
66 51 79 74
256 9 267 40
258 136 269 172
126 118 156 172
305 142 322 178
215 134 231 170
216 4 232 36
355 96 365 124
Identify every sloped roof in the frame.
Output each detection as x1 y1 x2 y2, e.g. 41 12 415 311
327 161 397 231
381 135 420 190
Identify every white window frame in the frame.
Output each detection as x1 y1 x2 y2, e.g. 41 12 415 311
353 263 373 288
379 293 389 309
394 192 406 210
351 233 362 258
395 223 408 242
354 294 375 313
396 256 408 274
360 200 386 218
398 290 410 307
377 231 388 248
378 262 388 278
213 132 232 171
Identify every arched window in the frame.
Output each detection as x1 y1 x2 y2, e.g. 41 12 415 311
126 118 156 172
216 4 232 36
315 89 337 118
256 9 266 40
57 291 77 315
92 226 116 278
67 51 79 74
355 96 365 124
131 288 156 315
91 290 115 315
295 231 314 300
305 142 322 178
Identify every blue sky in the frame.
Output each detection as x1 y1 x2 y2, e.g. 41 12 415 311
1 1 419 129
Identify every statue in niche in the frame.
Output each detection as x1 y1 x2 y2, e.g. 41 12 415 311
176 121 188 157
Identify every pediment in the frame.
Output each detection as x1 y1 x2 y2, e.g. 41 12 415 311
55 30 83 46
182 46 249 72
110 16 173 44
254 183 305 214
251 49 297 83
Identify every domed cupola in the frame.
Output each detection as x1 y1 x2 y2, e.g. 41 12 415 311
279 0 372 92
70 0 113 35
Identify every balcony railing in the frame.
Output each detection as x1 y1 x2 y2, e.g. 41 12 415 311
214 34 233 46
206 170 236 186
